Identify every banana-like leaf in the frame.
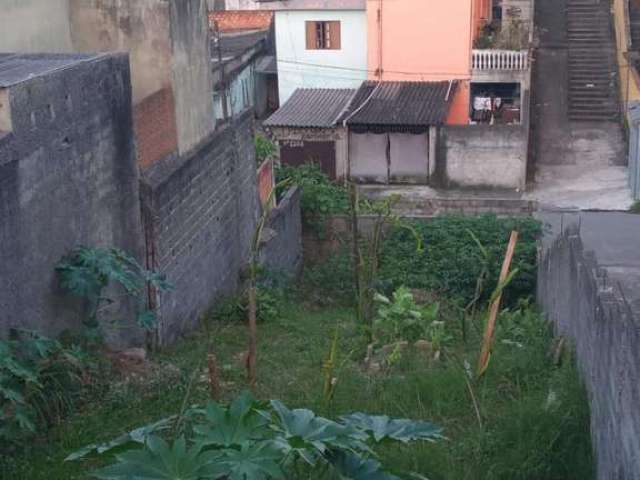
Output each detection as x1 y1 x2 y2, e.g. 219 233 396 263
339 413 444 444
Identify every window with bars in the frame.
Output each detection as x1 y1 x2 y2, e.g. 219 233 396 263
305 21 341 50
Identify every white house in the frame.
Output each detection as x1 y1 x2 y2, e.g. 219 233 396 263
268 0 368 104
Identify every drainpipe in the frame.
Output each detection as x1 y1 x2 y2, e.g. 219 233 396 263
377 0 383 80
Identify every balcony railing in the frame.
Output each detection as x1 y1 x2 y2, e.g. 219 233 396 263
472 49 529 71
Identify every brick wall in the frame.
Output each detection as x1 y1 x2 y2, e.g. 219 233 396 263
133 87 178 169
0 54 144 345
140 109 259 344
209 10 273 32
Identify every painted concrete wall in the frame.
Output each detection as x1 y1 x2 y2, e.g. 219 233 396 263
366 0 473 81
69 0 215 160
437 125 527 189
366 0 477 124
613 0 640 113
69 0 173 104
1 0 73 53
169 0 216 153
220 0 261 10
275 10 367 103
215 63 256 120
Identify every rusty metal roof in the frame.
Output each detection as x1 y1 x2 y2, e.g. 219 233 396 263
264 88 356 128
342 81 458 132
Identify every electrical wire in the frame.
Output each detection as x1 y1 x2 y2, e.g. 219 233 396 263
276 58 471 79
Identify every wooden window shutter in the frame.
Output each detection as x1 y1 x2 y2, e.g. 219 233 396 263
329 21 341 49
305 21 316 49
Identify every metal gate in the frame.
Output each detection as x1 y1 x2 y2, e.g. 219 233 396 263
280 140 337 180
349 132 430 184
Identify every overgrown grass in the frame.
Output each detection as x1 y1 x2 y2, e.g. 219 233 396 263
2 295 593 480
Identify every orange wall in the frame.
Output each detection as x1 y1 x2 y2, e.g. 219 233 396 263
366 0 488 124
472 0 492 38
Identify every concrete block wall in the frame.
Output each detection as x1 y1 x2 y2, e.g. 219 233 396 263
0 54 144 344
259 187 303 276
140 109 259 344
538 225 640 479
437 125 527 190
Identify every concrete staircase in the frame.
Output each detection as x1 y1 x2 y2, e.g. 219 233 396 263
567 0 620 121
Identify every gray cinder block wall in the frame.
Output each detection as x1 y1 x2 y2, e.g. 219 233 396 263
0 54 144 344
538 224 640 479
140 109 259 344
260 186 303 276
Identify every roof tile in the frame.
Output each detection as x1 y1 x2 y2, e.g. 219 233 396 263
342 81 458 130
264 88 356 128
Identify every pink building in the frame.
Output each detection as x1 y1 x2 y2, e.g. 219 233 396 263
366 0 491 124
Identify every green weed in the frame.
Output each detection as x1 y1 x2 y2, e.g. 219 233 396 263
2 299 593 480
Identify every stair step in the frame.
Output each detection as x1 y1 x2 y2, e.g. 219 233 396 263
565 0 620 122
569 73 615 77
569 113 618 118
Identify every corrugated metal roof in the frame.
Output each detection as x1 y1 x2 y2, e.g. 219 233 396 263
255 55 277 74
342 81 458 131
0 53 99 88
215 29 268 58
264 88 356 128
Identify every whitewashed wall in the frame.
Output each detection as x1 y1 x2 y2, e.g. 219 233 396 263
275 10 367 103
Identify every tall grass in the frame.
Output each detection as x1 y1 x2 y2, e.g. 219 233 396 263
2 297 593 480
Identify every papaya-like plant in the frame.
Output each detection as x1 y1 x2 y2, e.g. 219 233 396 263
56 246 172 341
68 391 444 480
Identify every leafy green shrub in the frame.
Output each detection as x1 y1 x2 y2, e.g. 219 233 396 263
0 331 86 444
276 163 349 234
56 247 172 341
255 134 277 165
210 285 286 324
630 200 640 214
379 215 541 306
373 287 440 344
304 216 540 309
68 392 443 479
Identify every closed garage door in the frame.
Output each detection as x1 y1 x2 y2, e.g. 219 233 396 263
349 132 429 184
280 140 336 180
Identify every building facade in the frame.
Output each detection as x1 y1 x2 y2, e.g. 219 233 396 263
366 0 488 124
271 0 367 103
